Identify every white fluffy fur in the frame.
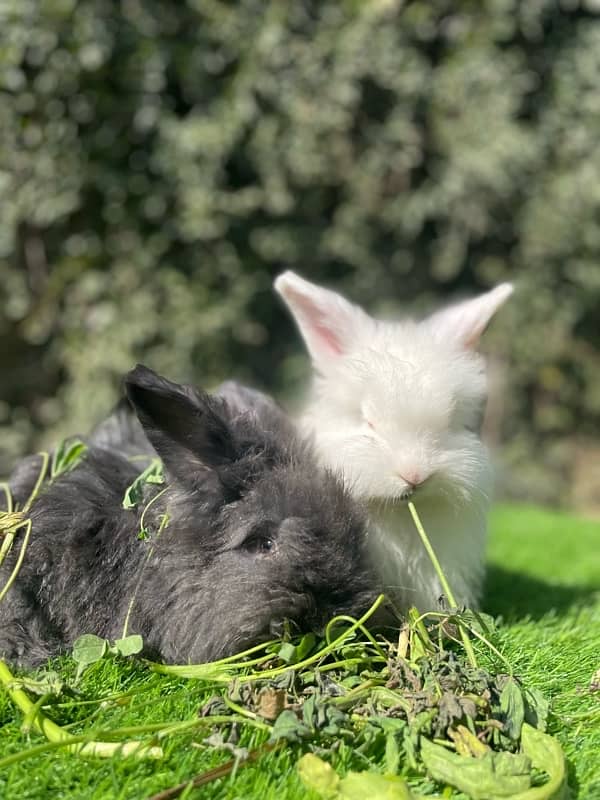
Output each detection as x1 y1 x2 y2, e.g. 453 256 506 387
274 271 513 612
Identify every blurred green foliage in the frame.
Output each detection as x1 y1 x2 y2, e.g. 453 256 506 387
1 0 599 506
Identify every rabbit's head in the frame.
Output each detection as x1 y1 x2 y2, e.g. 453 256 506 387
124 366 377 661
275 272 513 510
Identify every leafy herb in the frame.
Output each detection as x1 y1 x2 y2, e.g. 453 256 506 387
268 709 311 743
420 738 532 799
72 633 144 679
518 723 569 800
122 458 165 510
521 687 550 732
113 634 144 657
50 439 88 481
72 634 108 668
418 724 568 800
500 677 526 740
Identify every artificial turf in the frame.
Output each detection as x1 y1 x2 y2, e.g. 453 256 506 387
485 505 600 800
0 503 598 800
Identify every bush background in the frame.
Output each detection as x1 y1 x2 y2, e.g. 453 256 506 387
1 0 599 510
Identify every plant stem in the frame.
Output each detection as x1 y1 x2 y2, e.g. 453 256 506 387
22 451 50 513
0 658 162 760
122 506 169 638
0 520 32 604
0 482 13 513
407 502 478 669
145 742 281 800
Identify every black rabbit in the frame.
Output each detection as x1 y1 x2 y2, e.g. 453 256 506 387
0 365 378 666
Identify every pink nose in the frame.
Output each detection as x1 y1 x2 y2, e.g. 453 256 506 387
397 470 424 488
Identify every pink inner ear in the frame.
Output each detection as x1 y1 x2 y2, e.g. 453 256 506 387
312 318 344 357
286 286 347 359
463 323 485 350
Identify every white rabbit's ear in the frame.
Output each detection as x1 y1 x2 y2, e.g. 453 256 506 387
274 271 369 368
425 283 513 349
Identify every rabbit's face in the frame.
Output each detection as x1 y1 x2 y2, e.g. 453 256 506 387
275 272 512 508
204 467 375 654
306 327 492 506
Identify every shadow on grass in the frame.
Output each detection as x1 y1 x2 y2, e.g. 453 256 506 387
483 565 599 621
564 758 581 800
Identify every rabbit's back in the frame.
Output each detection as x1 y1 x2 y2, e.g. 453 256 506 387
0 448 143 664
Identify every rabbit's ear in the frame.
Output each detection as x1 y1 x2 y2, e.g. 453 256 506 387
425 283 513 349
275 271 371 371
124 365 236 480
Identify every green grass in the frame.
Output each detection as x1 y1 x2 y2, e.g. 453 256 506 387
0 503 598 800
484 505 600 800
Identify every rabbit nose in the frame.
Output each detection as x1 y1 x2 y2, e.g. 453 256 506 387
397 471 426 500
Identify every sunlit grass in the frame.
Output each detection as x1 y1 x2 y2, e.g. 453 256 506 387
484 504 600 800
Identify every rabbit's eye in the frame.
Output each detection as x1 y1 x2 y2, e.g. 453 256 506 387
243 536 275 555
240 523 277 555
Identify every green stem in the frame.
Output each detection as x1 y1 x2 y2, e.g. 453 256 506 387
317 656 387 673
122 506 170 638
407 502 478 669
0 520 32 604
0 658 162 760
0 482 13 513
22 451 50 513
0 525 16 567
324 613 387 660
223 697 270 727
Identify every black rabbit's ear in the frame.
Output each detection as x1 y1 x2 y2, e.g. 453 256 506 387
124 365 236 481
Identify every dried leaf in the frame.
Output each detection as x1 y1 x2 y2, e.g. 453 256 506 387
302 692 318 729
438 691 466 729
268 709 310 743
256 687 286 721
202 731 249 761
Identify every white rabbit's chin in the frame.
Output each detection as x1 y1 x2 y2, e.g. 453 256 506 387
361 473 477 509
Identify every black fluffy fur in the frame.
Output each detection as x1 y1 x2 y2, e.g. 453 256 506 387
0 366 377 666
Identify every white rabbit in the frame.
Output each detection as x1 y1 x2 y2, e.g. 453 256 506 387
274 271 513 612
